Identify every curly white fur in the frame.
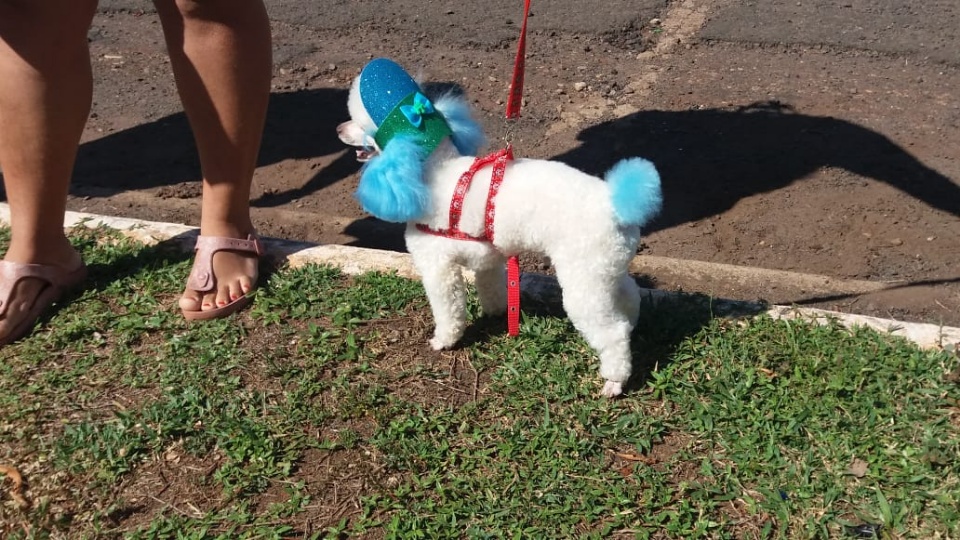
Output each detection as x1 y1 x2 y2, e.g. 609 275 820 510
338 72 659 398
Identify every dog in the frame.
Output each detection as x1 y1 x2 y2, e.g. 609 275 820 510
337 58 662 397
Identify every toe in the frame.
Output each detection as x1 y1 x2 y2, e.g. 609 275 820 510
215 283 234 308
237 274 255 296
178 289 203 312
227 279 247 304
0 279 46 340
201 291 219 311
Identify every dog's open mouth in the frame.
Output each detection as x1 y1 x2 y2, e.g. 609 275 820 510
355 136 381 162
356 148 377 162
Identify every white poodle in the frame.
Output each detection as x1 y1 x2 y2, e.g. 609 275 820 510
337 58 662 397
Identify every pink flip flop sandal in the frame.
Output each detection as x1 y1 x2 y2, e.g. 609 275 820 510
181 234 264 321
0 260 88 346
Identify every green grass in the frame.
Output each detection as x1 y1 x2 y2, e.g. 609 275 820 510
0 226 958 539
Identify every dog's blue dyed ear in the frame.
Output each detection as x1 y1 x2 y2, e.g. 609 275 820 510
355 136 431 222
434 93 486 156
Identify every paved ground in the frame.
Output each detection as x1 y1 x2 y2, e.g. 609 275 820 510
3 0 958 326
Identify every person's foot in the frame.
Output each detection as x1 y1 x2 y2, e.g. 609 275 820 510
178 225 263 320
0 241 86 345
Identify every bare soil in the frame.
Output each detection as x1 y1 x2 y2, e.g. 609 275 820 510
10 3 959 326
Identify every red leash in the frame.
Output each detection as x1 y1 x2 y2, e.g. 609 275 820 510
419 2 529 336
506 256 521 336
503 0 531 334
505 0 531 119
423 2 530 335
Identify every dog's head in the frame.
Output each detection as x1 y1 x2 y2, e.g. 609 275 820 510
338 58 486 223
337 77 379 161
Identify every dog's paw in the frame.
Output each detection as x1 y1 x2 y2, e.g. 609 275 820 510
429 336 453 351
600 380 624 398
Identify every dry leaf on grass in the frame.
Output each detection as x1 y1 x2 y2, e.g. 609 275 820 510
609 449 657 464
0 464 30 509
847 458 869 478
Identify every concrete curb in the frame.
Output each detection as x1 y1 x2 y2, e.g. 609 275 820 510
629 256 892 296
2 203 957 352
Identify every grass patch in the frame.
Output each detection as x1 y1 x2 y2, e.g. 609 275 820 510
0 226 958 539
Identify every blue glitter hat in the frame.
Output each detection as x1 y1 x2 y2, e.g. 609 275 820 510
359 58 422 126
358 58 452 153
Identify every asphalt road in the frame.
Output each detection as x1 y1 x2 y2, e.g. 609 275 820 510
98 0 959 65
703 0 959 65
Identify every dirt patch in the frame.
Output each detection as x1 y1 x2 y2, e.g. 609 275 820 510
112 449 225 532
156 182 202 200
272 446 388 535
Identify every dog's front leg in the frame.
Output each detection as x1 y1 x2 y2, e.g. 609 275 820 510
418 258 469 350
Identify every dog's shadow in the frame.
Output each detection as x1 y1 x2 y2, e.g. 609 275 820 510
451 273 756 395
553 100 960 231
621 288 767 394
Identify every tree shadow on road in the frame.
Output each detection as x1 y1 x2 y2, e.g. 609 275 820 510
553 100 960 231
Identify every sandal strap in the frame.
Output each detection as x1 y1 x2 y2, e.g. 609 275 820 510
0 261 73 317
185 234 264 293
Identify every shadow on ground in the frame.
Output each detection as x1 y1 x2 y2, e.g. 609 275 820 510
62 88 352 201
554 101 960 231
325 99 960 251
480 272 769 395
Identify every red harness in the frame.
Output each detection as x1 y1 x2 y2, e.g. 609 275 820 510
415 146 522 336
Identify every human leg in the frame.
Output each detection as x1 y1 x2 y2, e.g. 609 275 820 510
0 0 98 342
153 0 271 316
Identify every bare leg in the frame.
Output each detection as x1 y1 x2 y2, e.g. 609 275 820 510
153 0 272 314
0 0 97 341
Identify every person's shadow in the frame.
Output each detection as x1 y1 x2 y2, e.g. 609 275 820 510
64 88 356 206
553 100 960 231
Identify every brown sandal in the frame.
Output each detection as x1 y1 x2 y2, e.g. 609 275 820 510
181 234 264 321
0 260 88 345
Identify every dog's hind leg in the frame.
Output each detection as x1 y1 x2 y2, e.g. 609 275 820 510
554 266 635 397
474 259 507 316
417 257 469 350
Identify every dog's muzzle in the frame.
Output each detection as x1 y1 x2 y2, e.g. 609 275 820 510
356 136 380 162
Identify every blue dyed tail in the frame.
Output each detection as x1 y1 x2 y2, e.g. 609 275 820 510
605 158 662 227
